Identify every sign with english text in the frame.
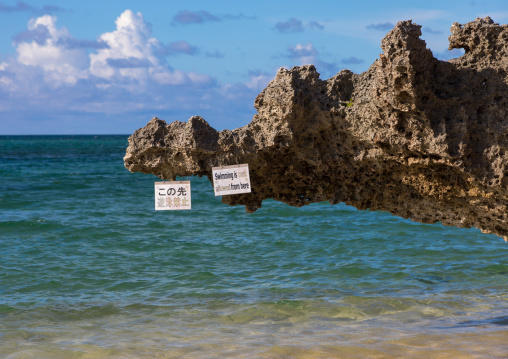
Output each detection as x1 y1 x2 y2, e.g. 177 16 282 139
212 164 251 196
154 181 191 210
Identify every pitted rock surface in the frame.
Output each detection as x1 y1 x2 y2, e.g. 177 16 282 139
125 17 508 241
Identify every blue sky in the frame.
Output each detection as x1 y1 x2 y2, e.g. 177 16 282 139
0 0 506 134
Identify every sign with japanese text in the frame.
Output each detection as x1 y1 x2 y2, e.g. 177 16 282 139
154 181 191 210
212 164 251 196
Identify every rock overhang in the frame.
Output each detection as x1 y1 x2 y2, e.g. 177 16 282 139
124 17 508 241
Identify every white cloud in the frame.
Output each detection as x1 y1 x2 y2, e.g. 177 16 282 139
7 10 215 90
15 14 88 85
244 70 274 91
0 9 220 95
89 10 213 88
288 43 318 65
90 10 160 81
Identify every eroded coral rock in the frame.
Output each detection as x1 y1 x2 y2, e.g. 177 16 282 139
124 17 508 241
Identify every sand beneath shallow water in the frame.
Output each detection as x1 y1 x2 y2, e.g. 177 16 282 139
2 321 507 358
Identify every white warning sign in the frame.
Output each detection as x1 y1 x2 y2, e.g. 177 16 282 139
154 181 191 210
212 164 251 196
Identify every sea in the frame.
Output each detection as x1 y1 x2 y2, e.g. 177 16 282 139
0 135 507 359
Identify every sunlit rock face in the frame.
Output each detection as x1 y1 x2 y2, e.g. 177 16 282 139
125 17 508 241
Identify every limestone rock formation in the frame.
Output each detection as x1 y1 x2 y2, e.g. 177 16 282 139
124 17 508 241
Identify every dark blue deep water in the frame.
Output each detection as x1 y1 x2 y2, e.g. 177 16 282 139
0 135 507 358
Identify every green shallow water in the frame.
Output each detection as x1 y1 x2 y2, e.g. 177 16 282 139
0 135 507 358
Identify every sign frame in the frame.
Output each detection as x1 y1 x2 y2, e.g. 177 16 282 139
154 180 191 210
212 164 251 196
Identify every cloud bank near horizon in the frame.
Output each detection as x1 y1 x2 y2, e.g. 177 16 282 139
0 10 272 133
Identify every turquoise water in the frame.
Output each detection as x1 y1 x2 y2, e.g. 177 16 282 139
0 135 507 358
